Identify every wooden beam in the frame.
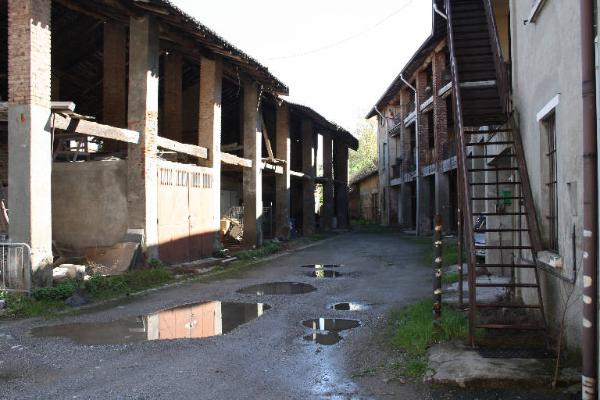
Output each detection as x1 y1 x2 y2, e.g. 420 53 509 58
262 162 283 174
52 113 139 144
290 170 313 180
156 136 207 159
221 152 252 168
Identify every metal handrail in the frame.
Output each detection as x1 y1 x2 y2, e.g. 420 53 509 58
445 0 479 346
483 0 511 116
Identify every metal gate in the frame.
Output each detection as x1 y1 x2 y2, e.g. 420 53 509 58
157 161 215 264
0 243 32 294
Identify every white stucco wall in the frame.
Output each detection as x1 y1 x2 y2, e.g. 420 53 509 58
510 0 583 349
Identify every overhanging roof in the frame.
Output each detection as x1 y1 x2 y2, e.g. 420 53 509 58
366 0 446 119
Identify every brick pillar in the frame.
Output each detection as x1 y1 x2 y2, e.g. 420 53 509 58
164 53 182 142
334 140 349 228
302 119 316 236
7 0 53 282
103 21 127 129
416 70 432 234
127 15 159 259
198 56 222 251
433 51 450 232
275 102 291 239
242 79 262 246
321 133 334 230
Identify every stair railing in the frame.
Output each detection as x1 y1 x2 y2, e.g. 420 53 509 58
445 0 480 346
483 0 511 117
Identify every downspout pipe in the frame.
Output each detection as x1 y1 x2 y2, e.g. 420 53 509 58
401 74 420 235
581 0 598 398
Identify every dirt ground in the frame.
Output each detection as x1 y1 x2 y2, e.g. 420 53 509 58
0 232 576 399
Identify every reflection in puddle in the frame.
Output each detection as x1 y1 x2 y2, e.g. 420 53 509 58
303 331 342 345
302 318 361 332
307 270 341 278
331 302 369 311
237 282 316 295
300 264 341 269
302 318 360 346
31 301 270 345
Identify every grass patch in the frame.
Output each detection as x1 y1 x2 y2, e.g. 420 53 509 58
389 298 469 377
402 235 462 267
2 266 174 318
235 240 282 260
442 271 460 285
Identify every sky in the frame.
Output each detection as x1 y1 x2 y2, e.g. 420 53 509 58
172 0 432 134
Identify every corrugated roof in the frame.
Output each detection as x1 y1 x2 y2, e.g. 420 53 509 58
349 165 378 186
366 0 446 119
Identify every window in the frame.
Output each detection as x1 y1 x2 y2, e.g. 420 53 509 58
544 113 558 251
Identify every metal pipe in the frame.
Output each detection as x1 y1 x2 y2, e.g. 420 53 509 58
401 74 420 235
581 0 598 397
433 3 447 20
433 214 443 323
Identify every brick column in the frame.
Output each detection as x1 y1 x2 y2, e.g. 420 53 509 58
433 51 451 232
198 56 222 251
275 103 291 239
334 140 349 228
301 119 316 236
8 0 53 282
127 15 159 259
103 21 127 137
163 53 183 142
242 79 262 246
321 133 334 230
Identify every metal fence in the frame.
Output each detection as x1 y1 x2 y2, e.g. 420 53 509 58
0 243 32 294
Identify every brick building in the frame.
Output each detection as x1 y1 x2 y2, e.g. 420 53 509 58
0 0 357 283
366 5 457 234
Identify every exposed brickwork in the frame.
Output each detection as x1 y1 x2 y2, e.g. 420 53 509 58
432 50 448 164
416 70 430 167
8 0 51 107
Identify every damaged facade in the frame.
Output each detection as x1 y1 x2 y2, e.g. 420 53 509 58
0 0 357 283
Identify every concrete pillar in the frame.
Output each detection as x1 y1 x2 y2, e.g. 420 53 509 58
103 21 127 128
242 79 262 246
275 103 291 239
435 171 450 233
127 15 159 259
334 140 349 228
163 53 183 142
321 133 334 230
7 0 53 281
198 56 222 251
301 119 316 236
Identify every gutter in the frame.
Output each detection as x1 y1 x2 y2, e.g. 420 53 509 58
581 0 598 397
401 74 420 236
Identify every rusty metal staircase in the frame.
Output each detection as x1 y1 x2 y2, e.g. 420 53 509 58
445 0 547 345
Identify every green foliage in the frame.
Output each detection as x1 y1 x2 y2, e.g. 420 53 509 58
32 280 78 302
390 298 468 358
403 357 428 378
235 241 282 260
349 120 378 176
85 268 173 299
4 293 66 317
148 258 164 269
442 271 460 285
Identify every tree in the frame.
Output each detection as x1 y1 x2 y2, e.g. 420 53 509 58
349 119 378 177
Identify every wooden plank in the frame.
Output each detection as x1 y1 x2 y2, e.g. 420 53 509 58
262 162 283 174
52 113 139 144
221 152 252 168
156 136 207 159
260 113 275 160
290 170 313 180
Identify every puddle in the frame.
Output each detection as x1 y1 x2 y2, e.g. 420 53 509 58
300 264 342 269
330 302 370 311
307 270 341 278
237 282 316 295
302 318 361 332
30 301 270 345
303 331 342 345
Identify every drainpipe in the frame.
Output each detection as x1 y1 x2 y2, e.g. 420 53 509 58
401 74 420 235
581 0 598 398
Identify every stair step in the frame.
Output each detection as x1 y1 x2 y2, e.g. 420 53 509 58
475 263 537 269
476 282 538 288
469 182 522 186
473 212 527 216
474 228 529 233
476 303 542 309
475 245 532 250
467 154 514 159
468 167 519 172
465 141 515 146
476 324 545 331
471 196 523 201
